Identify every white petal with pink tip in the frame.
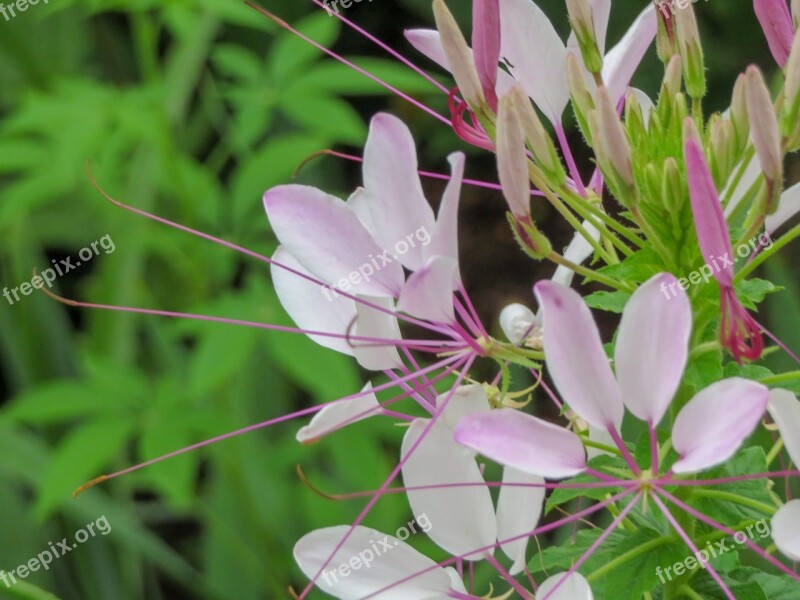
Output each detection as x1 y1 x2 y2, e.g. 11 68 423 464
767 388 800 467
538 571 594 600
671 378 769 474
296 383 382 443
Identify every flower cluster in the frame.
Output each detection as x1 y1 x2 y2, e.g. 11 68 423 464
70 0 800 598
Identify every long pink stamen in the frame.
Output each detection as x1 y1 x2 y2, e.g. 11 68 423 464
607 425 641 475
298 355 477 598
363 488 640 599
245 2 450 127
656 486 800 582
555 124 586 197
484 553 530 598
448 88 495 150
541 493 642 600
651 492 736 600
663 469 800 487
307 0 451 95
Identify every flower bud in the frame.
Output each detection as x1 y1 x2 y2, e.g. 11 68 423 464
754 0 795 68
506 212 552 260
589 86 637 207
663 54 683 100
472 0 501 111
745 65 784 203
433 0 485 110
675 3 706 99
567 53 595 145
508 87 566 185
710 117 735 189
662 157 683 220
781 28 800 147
794 0 800 29
497 93 530 218
655 1 678 62
566 0 603 74
730 73 750 156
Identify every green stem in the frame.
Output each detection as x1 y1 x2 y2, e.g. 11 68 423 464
758 370 800 386
722 146 755 208
630 206 680 273
689 489 776 515
548 252 635 292
766 438 785 466
586 535 672 582
734 221 800 282
679 585 703 600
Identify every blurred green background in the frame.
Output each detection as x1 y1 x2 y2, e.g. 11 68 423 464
0 1 797 598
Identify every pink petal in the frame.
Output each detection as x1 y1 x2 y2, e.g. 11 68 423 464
453 409 587 479
294 525 466 599
265 185 404 296
767 180 800 233
684 118 735 288
296 383 382 443
362 114 436 271
671 378 769 474
436 384 491 431
772 500 800 561
767 388 800 467
271 246 356 355
472 0 501 109
538 572 594 600
425 152 464 281
405 29 517 95
496 467 545 574
353 296 404 371
602 4 657 105
534 281 624 430
499 0 569 124
615 273 691 425
401 419 497 560
397 256 458 323
754 0 796 67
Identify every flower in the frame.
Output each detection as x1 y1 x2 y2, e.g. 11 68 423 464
754 0 796 67
454 272 778 598
684 117 765 362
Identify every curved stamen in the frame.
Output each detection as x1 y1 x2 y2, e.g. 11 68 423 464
720 286 764 362
448 87 494 151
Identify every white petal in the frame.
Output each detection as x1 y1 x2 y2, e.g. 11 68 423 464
551 219 600 287
615 273 691 425
436 384 491 431
265 185 404 296
425 152 464 278
363 114 436 271
271 246 355 355
401 419 497 560
534 281 624 430
767 388 800 467
586 425 616 460
294 525 460 599
767 180 800 234
538 572 594 600
397 256 458 324
500 303 536 344
672 378 769 474
496 467 545 574
499 0 569 124
772 500 800 561
354 296 404 371
601 4 657 105
297 383 382 443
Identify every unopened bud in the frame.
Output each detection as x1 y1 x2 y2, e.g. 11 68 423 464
624 90 647 147
781 28 800 148
754 0 795 68
730 73 750 155
662 157 683 218
472 0 501 111
794 0 800 29
507 212 552 260
655 1 678 62
663 54 683 100
589 86 637 207
675 3 706 99
433 0 485 110
497 94 531 218
567 53 595 144
508 87 566 185
745 65 784 196
709 117 735 189
566 0 603 73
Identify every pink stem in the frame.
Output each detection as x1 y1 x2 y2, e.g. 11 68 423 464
555 124 586 197
484 553 531 599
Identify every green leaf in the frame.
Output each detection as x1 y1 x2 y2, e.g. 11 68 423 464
268 11 340 82
735 278 781 310
545 455 628 514
596 247 663 284
584 290 631 314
